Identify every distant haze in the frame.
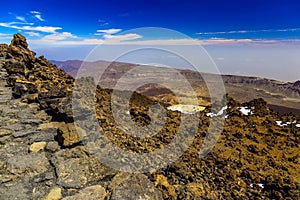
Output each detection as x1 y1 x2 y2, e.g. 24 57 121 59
32 44 300 82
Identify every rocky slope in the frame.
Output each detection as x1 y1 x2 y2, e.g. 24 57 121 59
0 34 299 199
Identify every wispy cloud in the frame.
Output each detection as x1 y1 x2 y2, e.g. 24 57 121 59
42 32 77 41
196 28 300 35
0 22 62 33
29 36 288 46
98 19 109 26
30 11 45 22
97 28 122 35
29 38 104 46
95 28 142 42
16 16 26 22
0 33 13 39
103 33 142 41
25 32 40 37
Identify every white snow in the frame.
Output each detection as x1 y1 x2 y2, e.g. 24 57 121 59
276 121 283 126
167 104 205 114
250 183 265 189
276 120 300 128
206 105 228 117
239 107 253 115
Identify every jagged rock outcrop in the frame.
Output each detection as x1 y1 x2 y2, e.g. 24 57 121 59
0 34 299 199
3 33 74 122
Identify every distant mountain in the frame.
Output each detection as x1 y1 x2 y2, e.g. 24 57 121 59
1 33 300 199
52 59 300 115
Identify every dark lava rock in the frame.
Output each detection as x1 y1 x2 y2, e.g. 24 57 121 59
111 174 163 200
1 34 299 199
51 146 116 189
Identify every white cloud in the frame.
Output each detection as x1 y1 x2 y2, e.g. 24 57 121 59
2 21 33 26
42 32 77 41
97 28 122 35
25 32 40 37
0 22 62 33
97 38 280 46
103 33 142 41
20 25 61 33
16 16 26 22
95 28 141 42
0 33 12 38
197 28 300 35
28 37 289 47
30 11 45 21
29 38 104 46
0 33 13 43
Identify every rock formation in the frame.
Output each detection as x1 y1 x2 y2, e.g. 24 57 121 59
0 34 299 199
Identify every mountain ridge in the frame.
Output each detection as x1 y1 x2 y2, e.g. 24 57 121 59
0 33 299 199
52 59 300 115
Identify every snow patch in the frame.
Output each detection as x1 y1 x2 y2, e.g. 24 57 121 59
167 104 205 114
276 120 300 128
239 107 253 115
206 105 228 117
250 183 265 189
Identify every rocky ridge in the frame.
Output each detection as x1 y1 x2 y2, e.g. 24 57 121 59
0 34 299 199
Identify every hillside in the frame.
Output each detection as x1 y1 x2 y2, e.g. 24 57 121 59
0 34 299 199
52 60 300 115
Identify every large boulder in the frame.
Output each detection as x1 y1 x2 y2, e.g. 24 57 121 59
0 44 8 57
12 80 38 98
10 33 28 48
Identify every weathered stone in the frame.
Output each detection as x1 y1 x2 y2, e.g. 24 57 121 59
29 142 47 152
7 152 49 176
27 93 39 102
6 122 25 131
10 33 28 48
34 172 55 183
0 178 31 199
38 122 62 130
0 135 11 144
51 146 115 188
2 108 18 117
62 185 106 200
0 141 28 156
13 80 38 98
22 118 43 125
154 174 176 198
29 128 57 143
13 129 37 138
111 174 163 200
0 44 8 57
5 62 26 75
108 172 131 191
57 123 82 147
0 128 12 137
44 187 62 200
0 33 300 200
45 141 60 152
4 118 19 125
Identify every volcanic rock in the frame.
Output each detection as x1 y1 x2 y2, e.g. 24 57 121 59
0 34 299 199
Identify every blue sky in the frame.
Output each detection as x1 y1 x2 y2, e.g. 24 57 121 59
0 0 300 81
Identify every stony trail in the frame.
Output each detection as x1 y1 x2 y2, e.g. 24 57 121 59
0 33 299 200
0 44 162 199
0 56 58 199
